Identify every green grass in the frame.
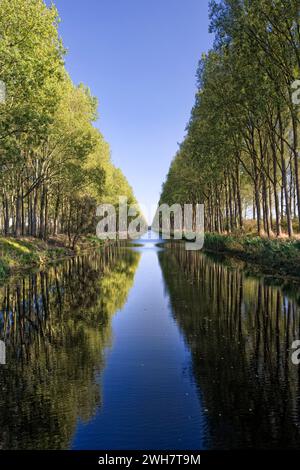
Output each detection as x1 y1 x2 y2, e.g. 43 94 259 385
0 235 111 282
204 233 300 277
0 237 69 281
0 259 9 279
85 235 106 246
46 247 66 260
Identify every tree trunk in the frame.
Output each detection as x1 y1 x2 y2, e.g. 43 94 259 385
271 143 281 236
39 185 46 239
279 113 293 237
15 193 22 237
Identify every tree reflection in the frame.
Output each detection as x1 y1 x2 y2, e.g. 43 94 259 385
0 246 140 449
159 244 300 449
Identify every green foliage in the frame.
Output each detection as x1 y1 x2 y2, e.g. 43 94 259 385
160 0 300 238
204 233 300 276
0 259 9 279
0 0 140 242
0 237 67 279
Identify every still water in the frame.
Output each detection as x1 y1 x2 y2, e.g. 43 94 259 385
0 235 300 449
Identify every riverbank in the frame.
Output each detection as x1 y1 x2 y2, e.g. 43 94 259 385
203 233 300 278
0 235 106 282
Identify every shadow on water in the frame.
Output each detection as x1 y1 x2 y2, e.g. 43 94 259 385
0 246 140 449
158 242 300 449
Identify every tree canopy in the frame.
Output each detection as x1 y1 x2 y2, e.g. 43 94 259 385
0 0 139 242
160 0 300 238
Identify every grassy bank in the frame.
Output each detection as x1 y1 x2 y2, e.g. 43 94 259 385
204 233 300 278
0 235 106 282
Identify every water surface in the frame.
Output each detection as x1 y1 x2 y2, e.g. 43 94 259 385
0 237 300 449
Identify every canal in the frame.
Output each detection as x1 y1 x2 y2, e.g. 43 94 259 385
0 234 300 449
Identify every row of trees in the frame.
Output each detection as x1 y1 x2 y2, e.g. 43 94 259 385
0 0 137 242
160 0 300 237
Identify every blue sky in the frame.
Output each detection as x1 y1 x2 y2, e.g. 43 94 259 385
54 0 213 213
